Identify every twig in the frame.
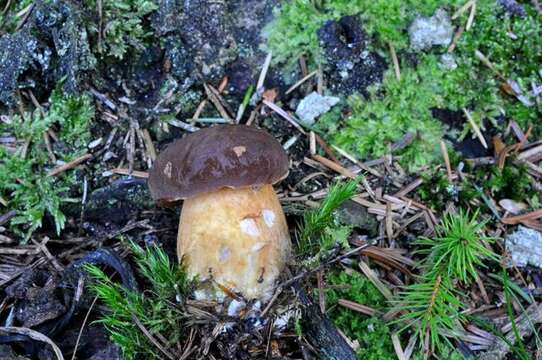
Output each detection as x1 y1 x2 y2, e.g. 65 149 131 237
257 52 273 91
338 299 377 316
168 119 199 132
317 271 325 314
392 333 407 360
141 129 157 162
389 43 401 81
452 0 475 19
264 244 373 314
110 168 149 178
71 283 96 360
440 141 453 182
0 327 64 360
501 208 542 225
132 314 175 360
203 84 232 123
312 154 357 179
463 108 487 149
317 64 324 94
262 100 306 135
466 0 476 31
358 260 393 300
475 50 505 80
47 154 93 177
285 70 318 95
448 26 464 53
331 144 381 177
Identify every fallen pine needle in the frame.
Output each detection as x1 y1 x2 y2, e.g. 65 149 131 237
463 108 488 149
312 154 357 179
501 208 542 225
47 153 93 177
111 168 149 178
338 299 377 316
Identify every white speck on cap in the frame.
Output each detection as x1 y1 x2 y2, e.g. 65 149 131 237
240 218 260 237
262 209 275 228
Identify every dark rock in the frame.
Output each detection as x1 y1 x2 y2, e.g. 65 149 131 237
226 59 256 95
5 270 66 328
0 30 38 106
335 200 378 237
55 324 122 360
179 0 237 83
32 0 96 93
0 345 30 360
164 36 194 80
151 0 181 36
317 16 386 96
0 0 95 106
84 178 153 224
499 0 527 17
432 108 493 158
155 0 279 89
88 343 123 360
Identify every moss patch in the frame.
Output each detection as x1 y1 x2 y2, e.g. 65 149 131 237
267 0 542 170
324 271 396 359
0 90 94 240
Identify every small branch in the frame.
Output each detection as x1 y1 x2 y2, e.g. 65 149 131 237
389 43 401 81
440 141 453 182
110 168 149 178
132 314 175 360
466 0 476 31
285 70 318 95
463 108 488 149
47 154 93 177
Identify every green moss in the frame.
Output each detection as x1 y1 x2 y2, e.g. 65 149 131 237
87 243 191 360
325 271 396 359
0 90 94 240
482 161 535 201
263 1 326 68
418 159 538 211
325 57 447 170
264 0 463 68
268 0 541 169
0 0 34 33
84 0 157 59
47 90 94 156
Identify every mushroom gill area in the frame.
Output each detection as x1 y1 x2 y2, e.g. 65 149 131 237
177 184 291 301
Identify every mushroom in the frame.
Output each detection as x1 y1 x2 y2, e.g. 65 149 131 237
148 125 291 301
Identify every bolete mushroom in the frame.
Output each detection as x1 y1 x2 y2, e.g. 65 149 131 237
148 125 291 301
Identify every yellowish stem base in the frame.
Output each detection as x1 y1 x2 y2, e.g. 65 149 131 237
178 184 291 301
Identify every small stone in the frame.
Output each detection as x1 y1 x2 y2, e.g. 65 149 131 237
439 53 457 70
505 226 542 268
335 200 378 237
227 299 246 317
295 91 340 126
408 9 453 51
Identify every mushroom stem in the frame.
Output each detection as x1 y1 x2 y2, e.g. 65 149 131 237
177 184 291 301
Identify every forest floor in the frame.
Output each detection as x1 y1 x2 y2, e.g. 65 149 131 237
0 0 542 359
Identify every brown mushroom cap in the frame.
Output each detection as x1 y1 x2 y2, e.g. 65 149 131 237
148 125 289 204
